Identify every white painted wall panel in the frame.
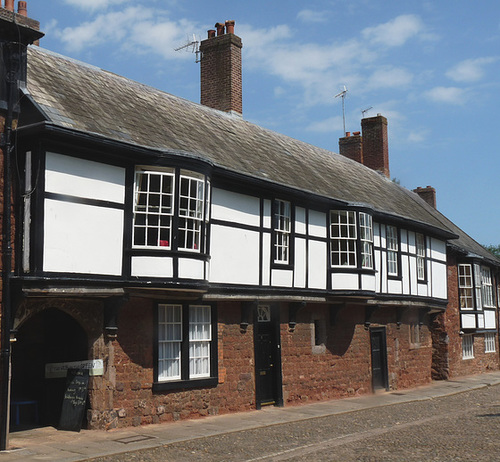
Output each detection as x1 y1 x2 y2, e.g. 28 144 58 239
294 238 306 288
308 240 326 289
271 269 293 287
43 199 123 275
461 314 476 329
308 211 327 238
178 258 205 280
478 313 485 329
211 188 260 227
332 273 358 290
407 231 416 254
131 256 174 278
402 254 410 295
263 199 271 229
400 229 408 253
417 283 428 297
295 207 306 235
409 256 418 296
361 274 376 292
374 249 381 294
45 152 125 203
485 310 496 329
373 222 381 247
262 232 271 286
388 279 402 294
209 224 260 285
380 251 388 294
431 261 447 299
430 238 447 262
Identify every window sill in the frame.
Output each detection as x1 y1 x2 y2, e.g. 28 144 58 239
153 377 217 392
388 274 403 281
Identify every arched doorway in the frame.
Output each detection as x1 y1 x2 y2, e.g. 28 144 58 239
10 308 88 430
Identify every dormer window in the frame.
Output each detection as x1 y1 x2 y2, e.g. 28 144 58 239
133 167 207 252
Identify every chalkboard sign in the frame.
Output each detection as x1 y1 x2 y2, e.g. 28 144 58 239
58 368 89 432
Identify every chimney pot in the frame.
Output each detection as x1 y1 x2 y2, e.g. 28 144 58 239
207 29 216 39
353 131 360 135
346 131 351 137
18 1 27 16
225 20 235 34
215 22 225 36
5 0 14 12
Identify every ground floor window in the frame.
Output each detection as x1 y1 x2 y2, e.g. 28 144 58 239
409 323 420 349
156 303 217 389
485 333 496 353
462 335 474 360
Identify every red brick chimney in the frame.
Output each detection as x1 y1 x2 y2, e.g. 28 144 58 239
413 186 437 208
200 20 242 114
361 114 390 178
339 131 363 164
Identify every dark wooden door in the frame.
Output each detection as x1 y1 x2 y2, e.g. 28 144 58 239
254 305 282 408
370 328 388 391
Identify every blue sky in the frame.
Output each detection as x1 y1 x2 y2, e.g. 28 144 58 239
26 0 500 246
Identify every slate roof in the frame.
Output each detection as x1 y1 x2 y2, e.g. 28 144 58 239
21 45 498 265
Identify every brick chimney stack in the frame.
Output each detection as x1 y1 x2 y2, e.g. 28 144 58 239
200 20 242 115
339 131 363 164
413 186 437 209
361 114 390 178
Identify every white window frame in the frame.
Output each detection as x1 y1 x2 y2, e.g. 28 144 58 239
416 233 426 281
133 169 175 249
458 264 474 309
158 304 183 381
330 210 357 267
485 332 496 353
178 173 205 252
274 200 291 264
462 335 474 360
157 304 213 383
481 266 495 308
386 225 399 276
409 322 420 349
359 212 373 269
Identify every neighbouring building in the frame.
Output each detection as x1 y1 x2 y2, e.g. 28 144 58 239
0 3 498 441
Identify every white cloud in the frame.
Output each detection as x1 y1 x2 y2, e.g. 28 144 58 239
362 14 427 47
446 57 498 83
366 66 413 89
63 0 130 12
425 86 466 105
407 130 427 143
306 116 343 133
297 9 328 23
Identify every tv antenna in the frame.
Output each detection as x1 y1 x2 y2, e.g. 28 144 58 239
335 85 348 136
362 106 373 118
175 34 201 63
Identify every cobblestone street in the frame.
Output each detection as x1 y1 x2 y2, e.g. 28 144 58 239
87 385 500 462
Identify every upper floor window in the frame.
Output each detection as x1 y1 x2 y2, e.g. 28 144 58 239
481 266 495 308
330 210 357 267
386 225 399 276
416 233 426 280
458 264 474 309
359 212 373 269
273 200 291 264
133 168 206 252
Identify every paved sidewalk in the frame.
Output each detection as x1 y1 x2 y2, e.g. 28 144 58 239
3 371 500 462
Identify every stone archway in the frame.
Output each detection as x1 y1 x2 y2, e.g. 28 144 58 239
10 308 88 429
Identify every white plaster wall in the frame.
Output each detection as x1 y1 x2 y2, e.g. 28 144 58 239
485 310 496 329
43 199 123 275
178 258 205 280
209 224 260 285
295 207 306 235
373 222 381 247
294 238 306 288
400 229 408 253
361 274 376 292
478 313 485 329
45 152 125 203
461 313 476 329
261 232 271 286
431 261 447 299
263 199 271 229
308 240 326 289
211 188 260 227
402 254 410 295
331 273 358 290
430 238 447 262
417 283 428 297
131 256 174 278
271 269 293 287
308 211 327 238
409 256 418 296
374 249 381 294
388 279 402 294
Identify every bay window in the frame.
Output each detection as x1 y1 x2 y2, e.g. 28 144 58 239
273 199 291 264
330 210 357 267
386 225 399 276
133 167 207 253
359 212 373 269
416 233 426 281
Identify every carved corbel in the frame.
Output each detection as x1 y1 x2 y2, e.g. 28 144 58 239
240 300 257 332
104 295 129 340
289 301 306 331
